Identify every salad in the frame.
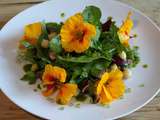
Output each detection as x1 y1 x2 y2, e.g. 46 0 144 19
17 6 140 105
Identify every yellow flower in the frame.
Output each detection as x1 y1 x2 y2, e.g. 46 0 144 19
60 13 96 53
118 12 133 46
42 64 66 85
56 83 77 105
24 22 42 44
96 68 125 105
42 64 77 105
19 22 42 49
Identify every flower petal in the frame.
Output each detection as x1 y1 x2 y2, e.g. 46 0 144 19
119 12 133 34
56 83 77 105
106 79 125 99
96 72 109 95
42 86 54 97
60 13 96 53
99 85 113 104
42 64 67 85
118 12 133 46
24 22 42 45
108 68 123 82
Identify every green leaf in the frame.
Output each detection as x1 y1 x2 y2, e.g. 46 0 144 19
100 22 126 59
70 68 82 83
92 27 101 42
57 54 108 63
46 22 62 33
21 71 36 84
49 35 62 54
18 48 36 63
20 41 33 49
90 27 102 50
23 64 32 72
82 6 101 25
125 46 140 68
91 60 110 77
35 45 51 64
80 67 89 78
41 21 49 40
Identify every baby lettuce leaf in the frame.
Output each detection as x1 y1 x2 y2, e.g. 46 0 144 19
49 35 62 54
82 6 101 25
90 27 102 50
21 71 36 84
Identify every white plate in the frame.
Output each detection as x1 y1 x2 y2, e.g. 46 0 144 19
0 0 160 120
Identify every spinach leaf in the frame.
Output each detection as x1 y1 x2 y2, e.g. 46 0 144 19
49 35 62 54
46 22 62 34
82 6 101 25
21 71 36 84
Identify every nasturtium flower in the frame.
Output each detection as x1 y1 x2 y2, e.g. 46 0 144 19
42 64 77 105
24 22 42 45
19 22 42 49
118 12 133 46
56 83 77 105
60 13 96 53
96 68 125 105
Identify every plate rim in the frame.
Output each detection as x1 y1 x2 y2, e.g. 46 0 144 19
0 0 160 120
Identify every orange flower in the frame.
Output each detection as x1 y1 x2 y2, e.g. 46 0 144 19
42 65 66 85
42 64 77 105
96 68 125 105
60 13 96 53
56 83 77 104
19 22 42 49
118 12 133 46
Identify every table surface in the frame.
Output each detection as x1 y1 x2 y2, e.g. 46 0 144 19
0 0 160 120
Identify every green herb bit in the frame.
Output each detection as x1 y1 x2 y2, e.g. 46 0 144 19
75 103 81 108
58 106 65 110
133 34 138 38
125 88 132 93
142 64 148 68
60 12 65 18
138 84 144 88
133 46 139 49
